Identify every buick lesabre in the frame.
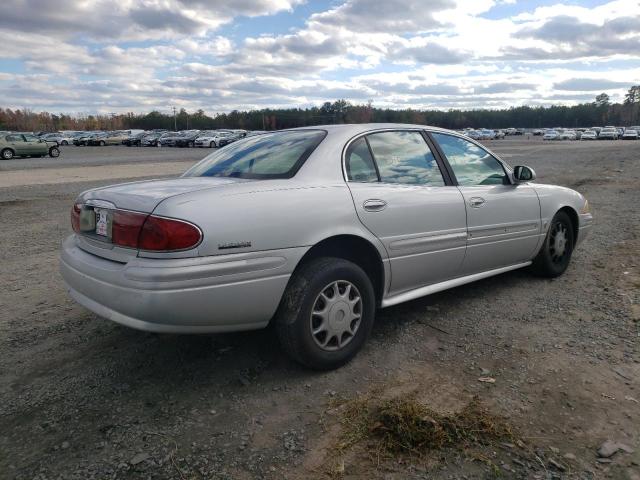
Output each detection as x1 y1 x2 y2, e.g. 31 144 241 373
60 124 593 369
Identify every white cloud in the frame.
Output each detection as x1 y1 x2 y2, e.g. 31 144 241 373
0 0 639 113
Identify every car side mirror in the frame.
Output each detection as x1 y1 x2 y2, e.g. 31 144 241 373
513 165 536 182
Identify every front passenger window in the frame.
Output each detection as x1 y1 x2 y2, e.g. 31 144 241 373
432 133 508 186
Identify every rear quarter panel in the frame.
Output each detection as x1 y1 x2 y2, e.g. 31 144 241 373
152 181 388 259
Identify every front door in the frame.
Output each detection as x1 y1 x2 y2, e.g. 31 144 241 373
430 132 541 274
345 130 468 296
22 134 47 155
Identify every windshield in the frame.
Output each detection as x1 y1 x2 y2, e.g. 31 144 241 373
183 130 326 179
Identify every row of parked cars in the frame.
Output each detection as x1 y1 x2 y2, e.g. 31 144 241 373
461 126 640 142
541 126 640 141
29 129 267 148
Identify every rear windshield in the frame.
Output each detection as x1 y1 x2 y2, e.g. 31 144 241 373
183 130 326 179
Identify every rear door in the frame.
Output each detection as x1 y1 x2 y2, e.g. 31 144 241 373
345 130 467 296
4 134 24 155
430 132 541 274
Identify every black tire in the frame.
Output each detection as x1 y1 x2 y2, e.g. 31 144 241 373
99 141 105 146
61 140 68 145
1 148 14 160
531 210 574 277
209 141 215 148
188 141 194 148
49 147 60 158
275 257 376 370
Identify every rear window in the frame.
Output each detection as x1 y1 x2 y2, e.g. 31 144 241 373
183 130 326 179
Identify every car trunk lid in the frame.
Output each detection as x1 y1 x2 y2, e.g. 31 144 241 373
79 177 246 213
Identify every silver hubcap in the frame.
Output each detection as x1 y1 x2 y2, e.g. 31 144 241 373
310 280 362 351
550 222 568 263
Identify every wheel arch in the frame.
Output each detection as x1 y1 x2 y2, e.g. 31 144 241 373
292 234 386 306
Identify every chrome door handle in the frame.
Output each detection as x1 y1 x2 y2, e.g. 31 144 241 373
363 199 387 212
469 197 486 208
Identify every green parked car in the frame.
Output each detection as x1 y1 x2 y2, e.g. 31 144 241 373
0 133 60 160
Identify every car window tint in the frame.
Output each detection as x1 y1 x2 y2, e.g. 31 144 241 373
432 133 508 186
183 130 326 179
5 135 22 142
366 131 444 186
345 137 378 182
23 134 38 141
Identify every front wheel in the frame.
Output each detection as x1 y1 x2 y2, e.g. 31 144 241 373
1 148 14 160
531 211 574 277
61 140 68 145
275 257 376 370
49 147 60 158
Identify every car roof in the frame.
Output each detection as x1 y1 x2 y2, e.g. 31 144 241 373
287 123 458 136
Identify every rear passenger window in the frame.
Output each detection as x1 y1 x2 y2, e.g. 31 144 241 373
367 131 445 186
346 137 378 182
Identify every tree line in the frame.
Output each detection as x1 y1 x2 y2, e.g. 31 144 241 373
2 86 639 132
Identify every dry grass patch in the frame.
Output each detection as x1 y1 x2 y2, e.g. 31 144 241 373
335 393 515 459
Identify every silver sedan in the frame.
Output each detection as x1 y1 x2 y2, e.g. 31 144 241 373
60 124 593 369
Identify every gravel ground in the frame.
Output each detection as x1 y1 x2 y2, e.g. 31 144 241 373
0 138 639 479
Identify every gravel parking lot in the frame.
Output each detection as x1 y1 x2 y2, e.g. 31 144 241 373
1 138 639 479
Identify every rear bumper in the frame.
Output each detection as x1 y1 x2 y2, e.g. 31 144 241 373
60 235 306 333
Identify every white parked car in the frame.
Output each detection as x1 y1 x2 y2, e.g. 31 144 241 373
622 129 638 140
559 130 577 141
60 124 593 369
599 127 619 140
543 130 559 141
580 130 597 140
465 129 481 140
41 133 73 145
194 131 234 148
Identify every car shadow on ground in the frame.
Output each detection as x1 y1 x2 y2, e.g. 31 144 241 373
77 267 536 393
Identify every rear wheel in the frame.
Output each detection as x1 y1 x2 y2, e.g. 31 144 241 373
1 148 14 160
531 210 574 277
275 257 376 370
99 141 105 146
49 146 60 158
209 141 215 148
61 140 68 145
188 141 194 148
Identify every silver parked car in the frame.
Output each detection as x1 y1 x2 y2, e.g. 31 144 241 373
60 124 593 369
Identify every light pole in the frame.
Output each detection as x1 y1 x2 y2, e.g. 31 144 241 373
172 106 177 131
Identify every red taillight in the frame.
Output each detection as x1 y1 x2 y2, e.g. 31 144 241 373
112 210 147 248
73 205 201 252
138 216 202 251
71 203 81 232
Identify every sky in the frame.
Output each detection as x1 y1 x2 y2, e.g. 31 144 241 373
0 0 639 115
